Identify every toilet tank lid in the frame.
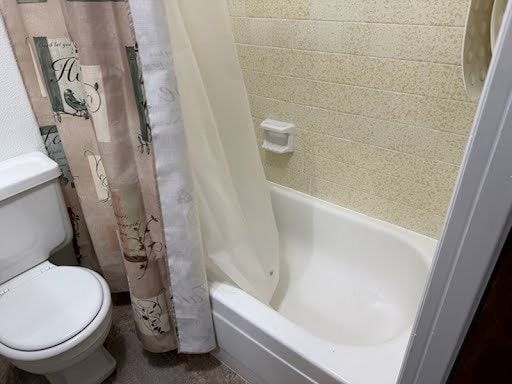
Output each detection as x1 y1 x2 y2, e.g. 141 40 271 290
0 152 61 202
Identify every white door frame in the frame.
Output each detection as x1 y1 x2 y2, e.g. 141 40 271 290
399 3 512 383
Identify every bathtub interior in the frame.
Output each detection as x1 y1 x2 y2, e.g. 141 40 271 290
208 183 437 384
268 184 434 346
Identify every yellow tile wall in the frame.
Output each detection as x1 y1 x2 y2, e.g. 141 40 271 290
227 0 477 238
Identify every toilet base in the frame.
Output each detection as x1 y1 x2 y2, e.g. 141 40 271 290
45 346 116 384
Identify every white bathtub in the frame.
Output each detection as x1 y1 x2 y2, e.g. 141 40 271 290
210 183 436 384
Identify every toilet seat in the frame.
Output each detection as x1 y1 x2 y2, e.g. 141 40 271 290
0 267 103 352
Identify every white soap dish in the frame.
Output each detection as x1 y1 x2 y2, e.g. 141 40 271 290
260 119 295 154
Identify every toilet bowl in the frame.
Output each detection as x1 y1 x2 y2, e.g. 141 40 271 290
0 152 116 384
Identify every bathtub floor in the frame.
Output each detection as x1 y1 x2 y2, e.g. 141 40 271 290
0 297 246 384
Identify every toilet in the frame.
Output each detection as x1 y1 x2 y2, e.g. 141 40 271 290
0 152 116 384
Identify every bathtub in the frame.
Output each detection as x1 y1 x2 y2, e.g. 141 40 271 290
209 183 436 384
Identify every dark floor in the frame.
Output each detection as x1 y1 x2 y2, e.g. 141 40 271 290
0 303 246 384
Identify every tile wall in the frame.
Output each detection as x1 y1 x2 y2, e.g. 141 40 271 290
227 0 477 238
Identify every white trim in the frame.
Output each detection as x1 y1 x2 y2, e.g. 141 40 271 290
399 3 512 383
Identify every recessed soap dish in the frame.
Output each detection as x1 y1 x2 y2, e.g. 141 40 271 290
260 119 295 154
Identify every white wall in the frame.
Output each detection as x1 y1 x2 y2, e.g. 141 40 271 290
0 16 45 162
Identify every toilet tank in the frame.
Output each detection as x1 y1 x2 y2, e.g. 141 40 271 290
0 152 73 284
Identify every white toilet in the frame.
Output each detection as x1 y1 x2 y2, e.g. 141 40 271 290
0 152 116 384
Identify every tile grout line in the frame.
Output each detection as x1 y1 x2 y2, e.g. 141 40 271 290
241 67 474 105
246 92 473 137
300 149 456 192
262 147 453 216
309 176 447 221
235 41 463 67
254 116 464 169
249 95 469 139
265 162 446 227
232 15 467 28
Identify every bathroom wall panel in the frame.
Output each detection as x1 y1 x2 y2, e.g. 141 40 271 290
0 18 45 162
227 0 475 238
243 0 469 26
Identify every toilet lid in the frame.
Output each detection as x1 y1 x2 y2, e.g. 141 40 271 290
0 267 103 351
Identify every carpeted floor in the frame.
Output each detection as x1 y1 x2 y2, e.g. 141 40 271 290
0 301 245 384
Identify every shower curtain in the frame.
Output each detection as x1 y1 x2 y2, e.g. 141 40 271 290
160 0 280 303
0 0 279 353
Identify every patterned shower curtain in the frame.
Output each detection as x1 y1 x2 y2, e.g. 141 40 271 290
0 0 214 353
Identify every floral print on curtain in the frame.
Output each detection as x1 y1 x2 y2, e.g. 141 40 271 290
0 0 177 352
